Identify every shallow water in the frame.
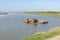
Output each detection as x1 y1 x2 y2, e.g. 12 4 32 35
0 13 60 40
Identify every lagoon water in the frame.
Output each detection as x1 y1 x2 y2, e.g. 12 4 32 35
0 13 60 40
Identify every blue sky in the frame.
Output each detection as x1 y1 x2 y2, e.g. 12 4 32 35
0 0 60 12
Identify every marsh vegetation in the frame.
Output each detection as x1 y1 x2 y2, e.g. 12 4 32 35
24 27 60 40
24 11 60 18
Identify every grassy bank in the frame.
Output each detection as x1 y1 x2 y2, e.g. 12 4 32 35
24 27 60 40
24 11 60 18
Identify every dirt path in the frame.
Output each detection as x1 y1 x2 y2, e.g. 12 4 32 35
46 35 60 40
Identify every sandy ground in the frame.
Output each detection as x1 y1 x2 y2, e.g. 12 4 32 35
46 35 60 40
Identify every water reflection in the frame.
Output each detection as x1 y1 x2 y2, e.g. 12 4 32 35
0 13 60 40
24 24 38 37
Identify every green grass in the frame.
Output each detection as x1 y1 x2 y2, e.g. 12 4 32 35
24 27 60 40
24 11 60 18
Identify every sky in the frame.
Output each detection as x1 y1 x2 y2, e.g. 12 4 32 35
0 0 60 12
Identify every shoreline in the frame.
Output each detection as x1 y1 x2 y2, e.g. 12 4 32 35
24 11 60 18
24 27 60 40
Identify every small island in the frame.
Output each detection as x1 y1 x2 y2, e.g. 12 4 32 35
0 12 8 15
